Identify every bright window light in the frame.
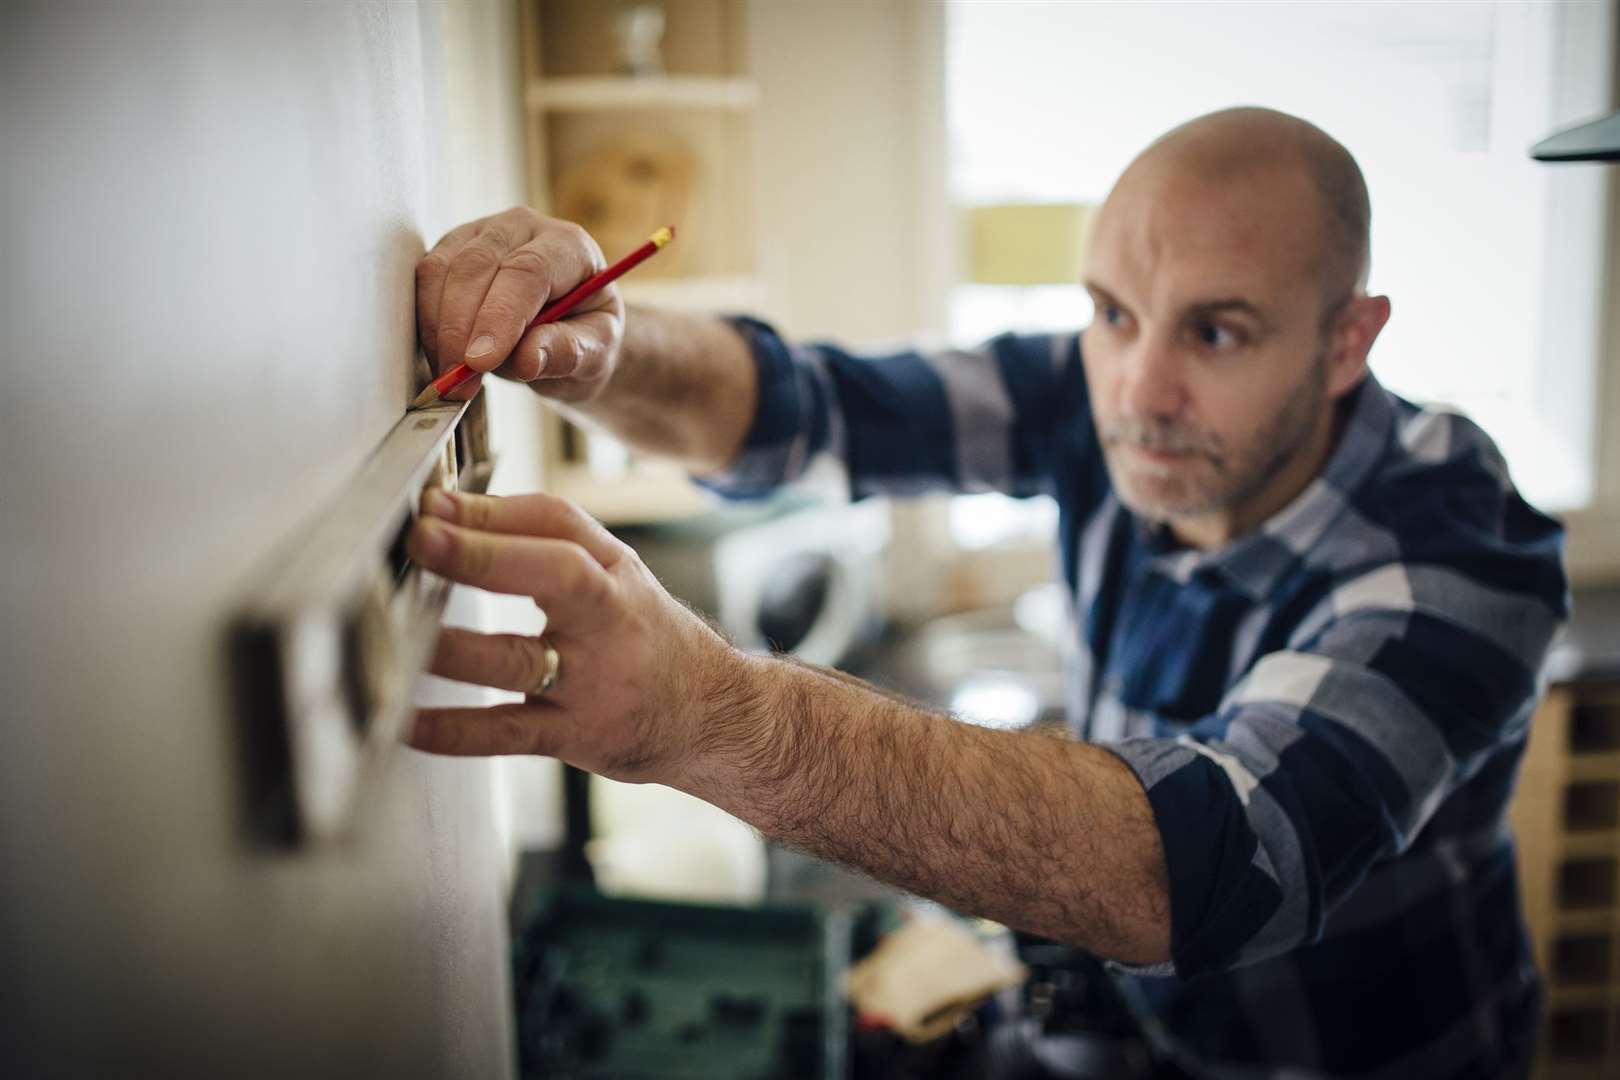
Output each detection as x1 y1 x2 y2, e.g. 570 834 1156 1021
948 490 1058 550
950 671 1042 729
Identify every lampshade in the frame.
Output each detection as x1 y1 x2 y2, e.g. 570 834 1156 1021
965 202 1093 285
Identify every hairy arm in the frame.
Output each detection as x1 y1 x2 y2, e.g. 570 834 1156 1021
680 652 1172 965
553 303 758 473
405 487 1170 962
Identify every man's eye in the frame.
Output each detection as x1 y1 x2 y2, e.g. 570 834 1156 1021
1196 321 1242 349
1101 305 1125 327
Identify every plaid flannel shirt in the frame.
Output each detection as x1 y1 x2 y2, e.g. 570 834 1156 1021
699 318 1569 1079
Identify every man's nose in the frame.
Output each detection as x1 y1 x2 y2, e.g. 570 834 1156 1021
1120 334 1187 420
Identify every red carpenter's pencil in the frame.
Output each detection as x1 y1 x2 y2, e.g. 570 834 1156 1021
410 225 676 410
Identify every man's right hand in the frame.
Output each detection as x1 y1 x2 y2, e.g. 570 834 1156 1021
415 206 624 403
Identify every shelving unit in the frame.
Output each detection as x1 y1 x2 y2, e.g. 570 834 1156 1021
518 0 762 525
1511 681 1620 1078
526 75 759 112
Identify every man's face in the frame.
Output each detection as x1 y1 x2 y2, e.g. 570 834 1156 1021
1080 167 1341 532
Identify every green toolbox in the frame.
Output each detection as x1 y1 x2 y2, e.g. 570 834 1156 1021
513 883 850 1079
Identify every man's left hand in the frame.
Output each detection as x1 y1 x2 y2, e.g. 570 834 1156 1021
404 490 1172 966
405 488 742 785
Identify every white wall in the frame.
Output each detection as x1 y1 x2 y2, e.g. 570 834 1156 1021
747 0 961 621
1545 3 1620 586
0 5 522 1075
1561 27 1620 586
749 0 951 343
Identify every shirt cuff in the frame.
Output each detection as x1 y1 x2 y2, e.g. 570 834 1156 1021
689 315 806 500
1103 736 1283 980
1105 956 1178 979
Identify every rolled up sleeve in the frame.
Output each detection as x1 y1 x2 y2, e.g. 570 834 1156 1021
1106 565 1562 979
694 316 1083 501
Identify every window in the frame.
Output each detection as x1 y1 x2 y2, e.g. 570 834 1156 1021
946 0 1613 518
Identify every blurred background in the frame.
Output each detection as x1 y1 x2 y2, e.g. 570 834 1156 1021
2 1 1616 1077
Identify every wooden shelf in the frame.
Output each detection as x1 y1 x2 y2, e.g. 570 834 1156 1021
526 76 759 113
1547 984 1614 1010
1560 831 1620 858
1551 908 1619 935
1569 753 1620 781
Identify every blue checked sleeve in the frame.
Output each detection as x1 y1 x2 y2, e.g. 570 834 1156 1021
693 316 1087 500
1105 561 1566 979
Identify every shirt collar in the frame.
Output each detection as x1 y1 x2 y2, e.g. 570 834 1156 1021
1139 373 1397 602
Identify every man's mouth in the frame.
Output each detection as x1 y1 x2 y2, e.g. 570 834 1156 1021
1125 443 1191 464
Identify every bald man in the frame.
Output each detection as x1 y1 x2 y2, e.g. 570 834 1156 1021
409 109 1566 1078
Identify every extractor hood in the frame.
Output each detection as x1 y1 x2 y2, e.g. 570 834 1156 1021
1532 109 1620 162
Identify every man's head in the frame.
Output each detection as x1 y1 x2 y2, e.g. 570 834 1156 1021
1081 107 1391 547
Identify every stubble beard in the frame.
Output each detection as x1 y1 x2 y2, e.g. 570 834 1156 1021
1100 353 1327 526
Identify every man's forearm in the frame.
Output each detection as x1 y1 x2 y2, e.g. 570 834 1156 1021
680 652 1173 965
553 304 757 473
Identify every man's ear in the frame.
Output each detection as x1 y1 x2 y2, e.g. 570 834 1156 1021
1325 294 1391 398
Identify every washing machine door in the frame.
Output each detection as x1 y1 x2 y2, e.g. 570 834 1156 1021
751 549 870 668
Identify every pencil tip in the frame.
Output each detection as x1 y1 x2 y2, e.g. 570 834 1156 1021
409 386 440 410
